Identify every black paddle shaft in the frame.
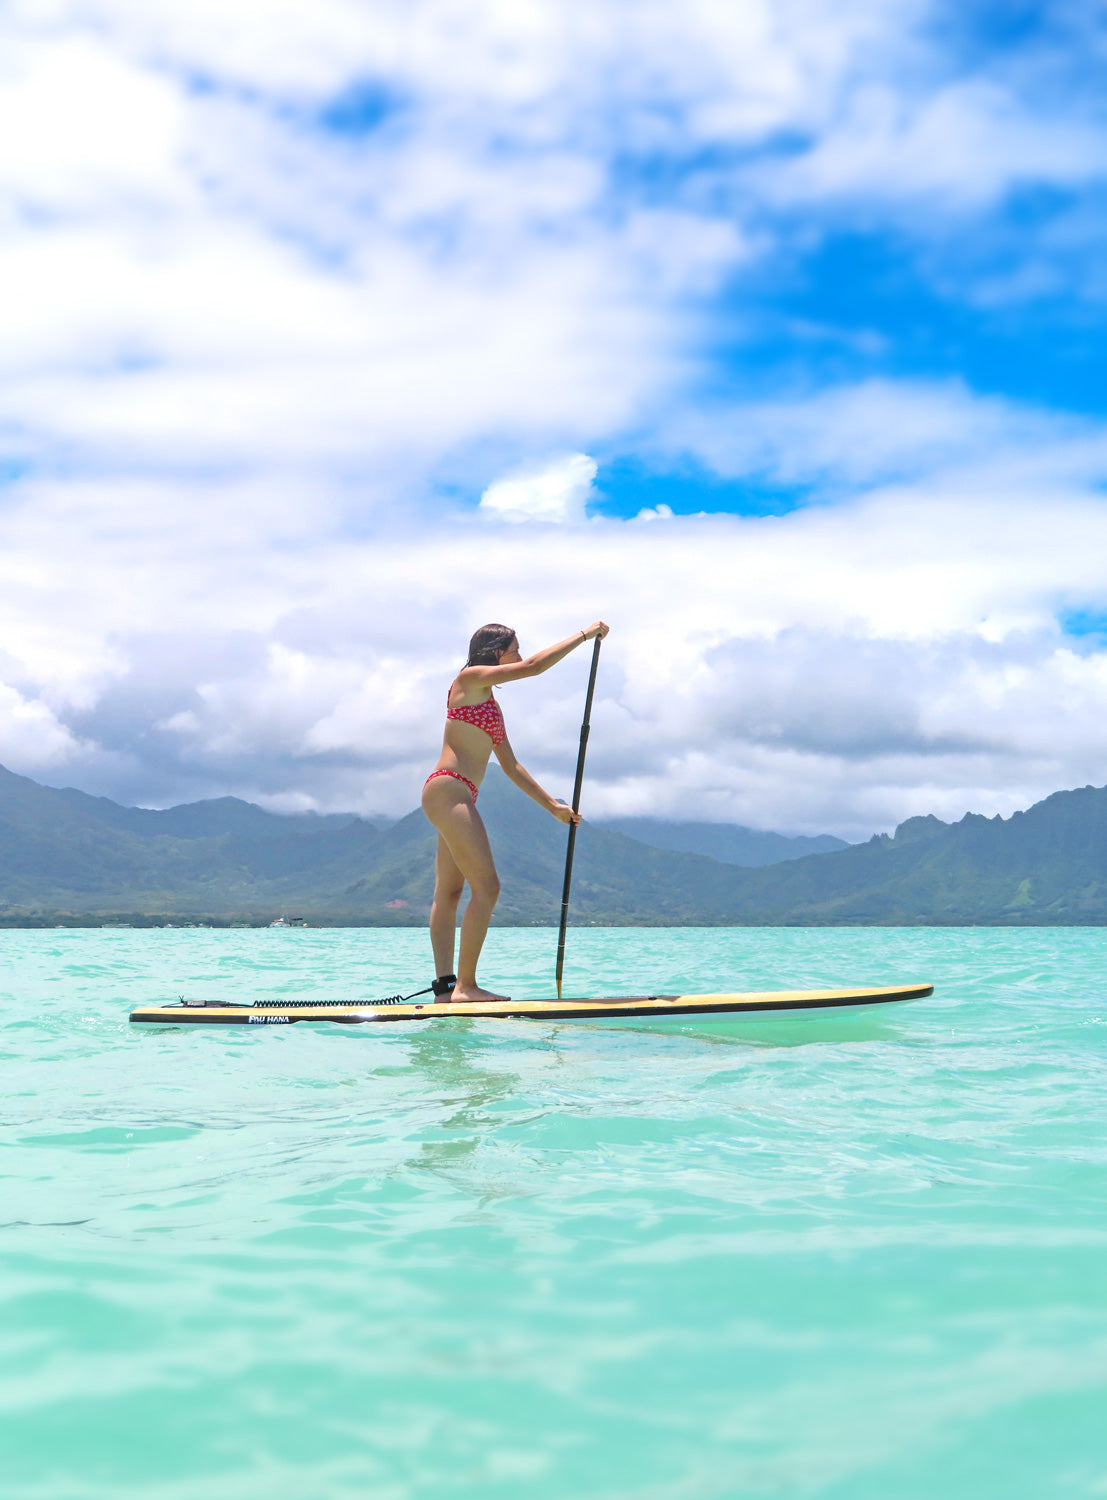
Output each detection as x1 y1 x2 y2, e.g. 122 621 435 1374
555 635 602 998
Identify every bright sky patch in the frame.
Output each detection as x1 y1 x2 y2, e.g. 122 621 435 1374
1 1 1106 834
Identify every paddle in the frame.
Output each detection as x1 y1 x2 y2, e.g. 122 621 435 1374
555 634 602 998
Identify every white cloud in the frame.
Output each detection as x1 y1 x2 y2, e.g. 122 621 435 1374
0 682 84 772
12 0 389 98
0 36 186 212
37 0 907 120
657 379 1107 494
759 80 1107 214
479 453 597 523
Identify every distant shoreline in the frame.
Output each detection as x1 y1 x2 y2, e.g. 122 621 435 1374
4 913 1107 929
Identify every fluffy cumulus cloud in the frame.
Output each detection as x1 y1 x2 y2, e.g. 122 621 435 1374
2 1 1107 837
479 455 597 523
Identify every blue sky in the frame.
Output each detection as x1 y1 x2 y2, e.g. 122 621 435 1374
593 8 1107 517
1 1 1107 836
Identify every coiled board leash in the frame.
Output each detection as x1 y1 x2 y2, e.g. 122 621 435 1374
177 984 437 1010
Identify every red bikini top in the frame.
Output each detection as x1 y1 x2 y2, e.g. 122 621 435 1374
446 691 506 746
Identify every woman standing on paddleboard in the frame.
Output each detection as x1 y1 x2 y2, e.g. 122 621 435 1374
422 620 609 1003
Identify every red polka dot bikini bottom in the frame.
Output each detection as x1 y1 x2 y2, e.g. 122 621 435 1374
423 768 479 803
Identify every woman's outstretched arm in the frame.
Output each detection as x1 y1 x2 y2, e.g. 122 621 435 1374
462 621 608 688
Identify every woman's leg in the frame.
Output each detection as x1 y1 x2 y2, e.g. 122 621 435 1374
429 835 464 983
421 782 507 1001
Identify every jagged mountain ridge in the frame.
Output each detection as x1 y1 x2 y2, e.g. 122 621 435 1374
4 761 1107 923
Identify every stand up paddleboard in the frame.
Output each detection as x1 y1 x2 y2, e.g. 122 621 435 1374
130 983 933 1026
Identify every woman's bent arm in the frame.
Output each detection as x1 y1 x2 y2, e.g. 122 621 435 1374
493 740 578 823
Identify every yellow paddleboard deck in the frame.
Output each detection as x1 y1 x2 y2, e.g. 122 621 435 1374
130 983 933 1026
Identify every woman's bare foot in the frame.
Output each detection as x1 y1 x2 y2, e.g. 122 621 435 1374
449 984 511 1003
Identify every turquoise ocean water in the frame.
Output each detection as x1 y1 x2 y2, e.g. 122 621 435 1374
3 925 1106 1499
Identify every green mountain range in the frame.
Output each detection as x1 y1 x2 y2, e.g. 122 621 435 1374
0 762 815 924
3 761 1107 924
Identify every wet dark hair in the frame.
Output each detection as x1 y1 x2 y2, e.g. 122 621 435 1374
467 623 517 666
